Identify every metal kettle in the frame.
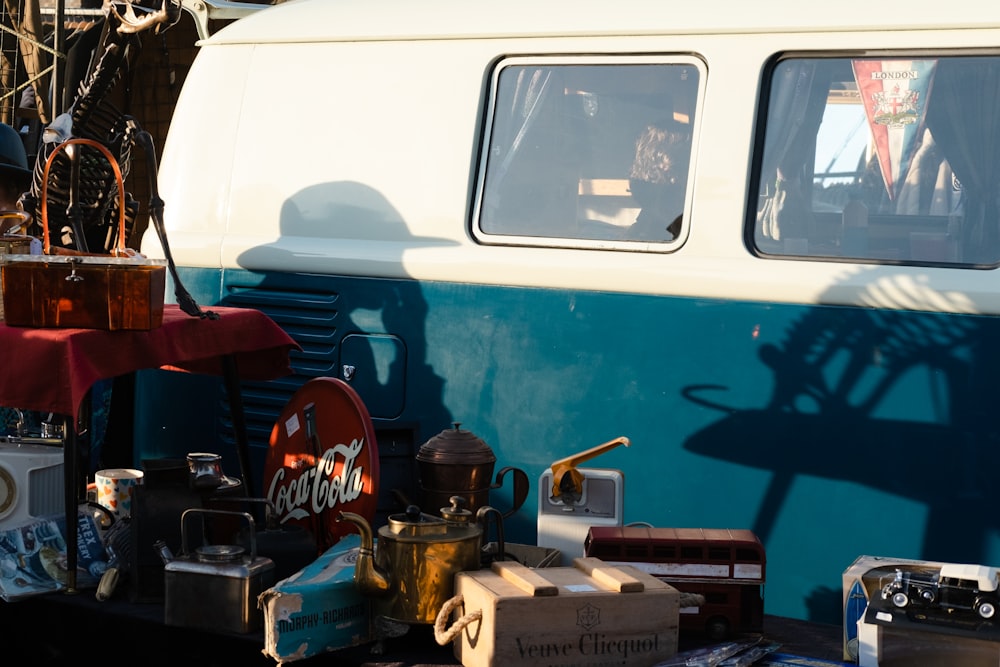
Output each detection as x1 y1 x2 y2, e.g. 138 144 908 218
416 423 528 517
337 496 501 624
162 509 275 634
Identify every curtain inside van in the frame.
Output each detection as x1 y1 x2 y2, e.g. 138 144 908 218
481 67 556 228
925 59 1000 264
756 61 831 242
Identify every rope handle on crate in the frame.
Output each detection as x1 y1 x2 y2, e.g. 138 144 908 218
433 594 482 646
40 138 128 257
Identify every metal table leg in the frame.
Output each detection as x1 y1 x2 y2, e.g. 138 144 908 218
221 354 253 498
62 388 91 594
63 413 77 594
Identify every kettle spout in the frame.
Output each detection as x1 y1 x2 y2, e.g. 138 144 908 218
153 539 175 565
336 511 392 597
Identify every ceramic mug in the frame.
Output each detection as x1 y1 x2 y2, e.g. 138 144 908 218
95 468 144 518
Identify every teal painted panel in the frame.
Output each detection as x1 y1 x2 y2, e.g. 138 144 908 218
340 333 405 418
140 266 1000 625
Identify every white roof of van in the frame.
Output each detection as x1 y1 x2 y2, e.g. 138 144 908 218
205 0 1000 45
939 564 1000 591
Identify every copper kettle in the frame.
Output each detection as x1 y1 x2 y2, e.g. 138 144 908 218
337 497 502 624
416 423 528 517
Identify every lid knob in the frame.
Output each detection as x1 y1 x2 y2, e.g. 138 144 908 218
404 505 423 523
440 495 474 523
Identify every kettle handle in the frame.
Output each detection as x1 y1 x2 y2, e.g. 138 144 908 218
491 466 529 519
180 508 258 560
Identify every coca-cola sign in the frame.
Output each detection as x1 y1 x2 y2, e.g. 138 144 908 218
265 377 379 552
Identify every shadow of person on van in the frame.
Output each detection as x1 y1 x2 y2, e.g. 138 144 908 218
625 119 692 242
237 181 457 519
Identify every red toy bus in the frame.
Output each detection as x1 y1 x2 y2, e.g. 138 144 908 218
584 526 765 639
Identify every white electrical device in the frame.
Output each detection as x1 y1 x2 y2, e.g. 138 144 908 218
536 436 630 566
537 467 624 565
0 442 64 529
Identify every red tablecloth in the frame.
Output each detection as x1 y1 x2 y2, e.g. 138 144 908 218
0 304 299 419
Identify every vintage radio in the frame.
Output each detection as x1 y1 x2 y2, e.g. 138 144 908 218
0 441 64 528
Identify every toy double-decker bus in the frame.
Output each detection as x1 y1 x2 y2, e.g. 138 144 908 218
584 526 765 639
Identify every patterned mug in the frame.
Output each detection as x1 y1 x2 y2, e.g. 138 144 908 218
95 468 144 518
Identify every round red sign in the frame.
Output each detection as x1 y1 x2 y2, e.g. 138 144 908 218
264 377 380 552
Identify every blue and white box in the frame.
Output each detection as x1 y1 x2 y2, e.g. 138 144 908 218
260 533 371 664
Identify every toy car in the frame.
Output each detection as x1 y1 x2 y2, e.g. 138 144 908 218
881 563 1000 620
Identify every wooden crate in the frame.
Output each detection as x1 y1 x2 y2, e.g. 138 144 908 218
448 557 678 667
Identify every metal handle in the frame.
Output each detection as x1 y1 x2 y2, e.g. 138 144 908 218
179 508 258 560
65 257 84 282
548 436 630 500
490 466 530 519
40 138 127 256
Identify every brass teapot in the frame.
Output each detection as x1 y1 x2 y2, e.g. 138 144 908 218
337 496 501 624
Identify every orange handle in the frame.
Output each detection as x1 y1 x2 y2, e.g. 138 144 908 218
549 436 630 499
40 138 126 256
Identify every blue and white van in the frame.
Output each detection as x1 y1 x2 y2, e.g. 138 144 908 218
139 0 1000 624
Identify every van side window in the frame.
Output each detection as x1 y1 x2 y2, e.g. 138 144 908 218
754 55 998 267
475 59 702 250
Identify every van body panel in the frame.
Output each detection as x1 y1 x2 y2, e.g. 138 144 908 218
148 28 1000 310
138 0 1000 626
202 0 1000 44
141 261 990 627
155 45 252 269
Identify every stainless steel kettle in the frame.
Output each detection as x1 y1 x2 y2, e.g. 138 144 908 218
163 508 275 634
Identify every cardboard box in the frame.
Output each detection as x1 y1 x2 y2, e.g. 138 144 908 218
259 534 372 664
448 556 678 667
842 555 948 661
844 555 1000 665
856 609 1000 667
0 512 109 601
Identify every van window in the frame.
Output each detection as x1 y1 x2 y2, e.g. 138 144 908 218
754 54 1000 267
475 57 702 250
